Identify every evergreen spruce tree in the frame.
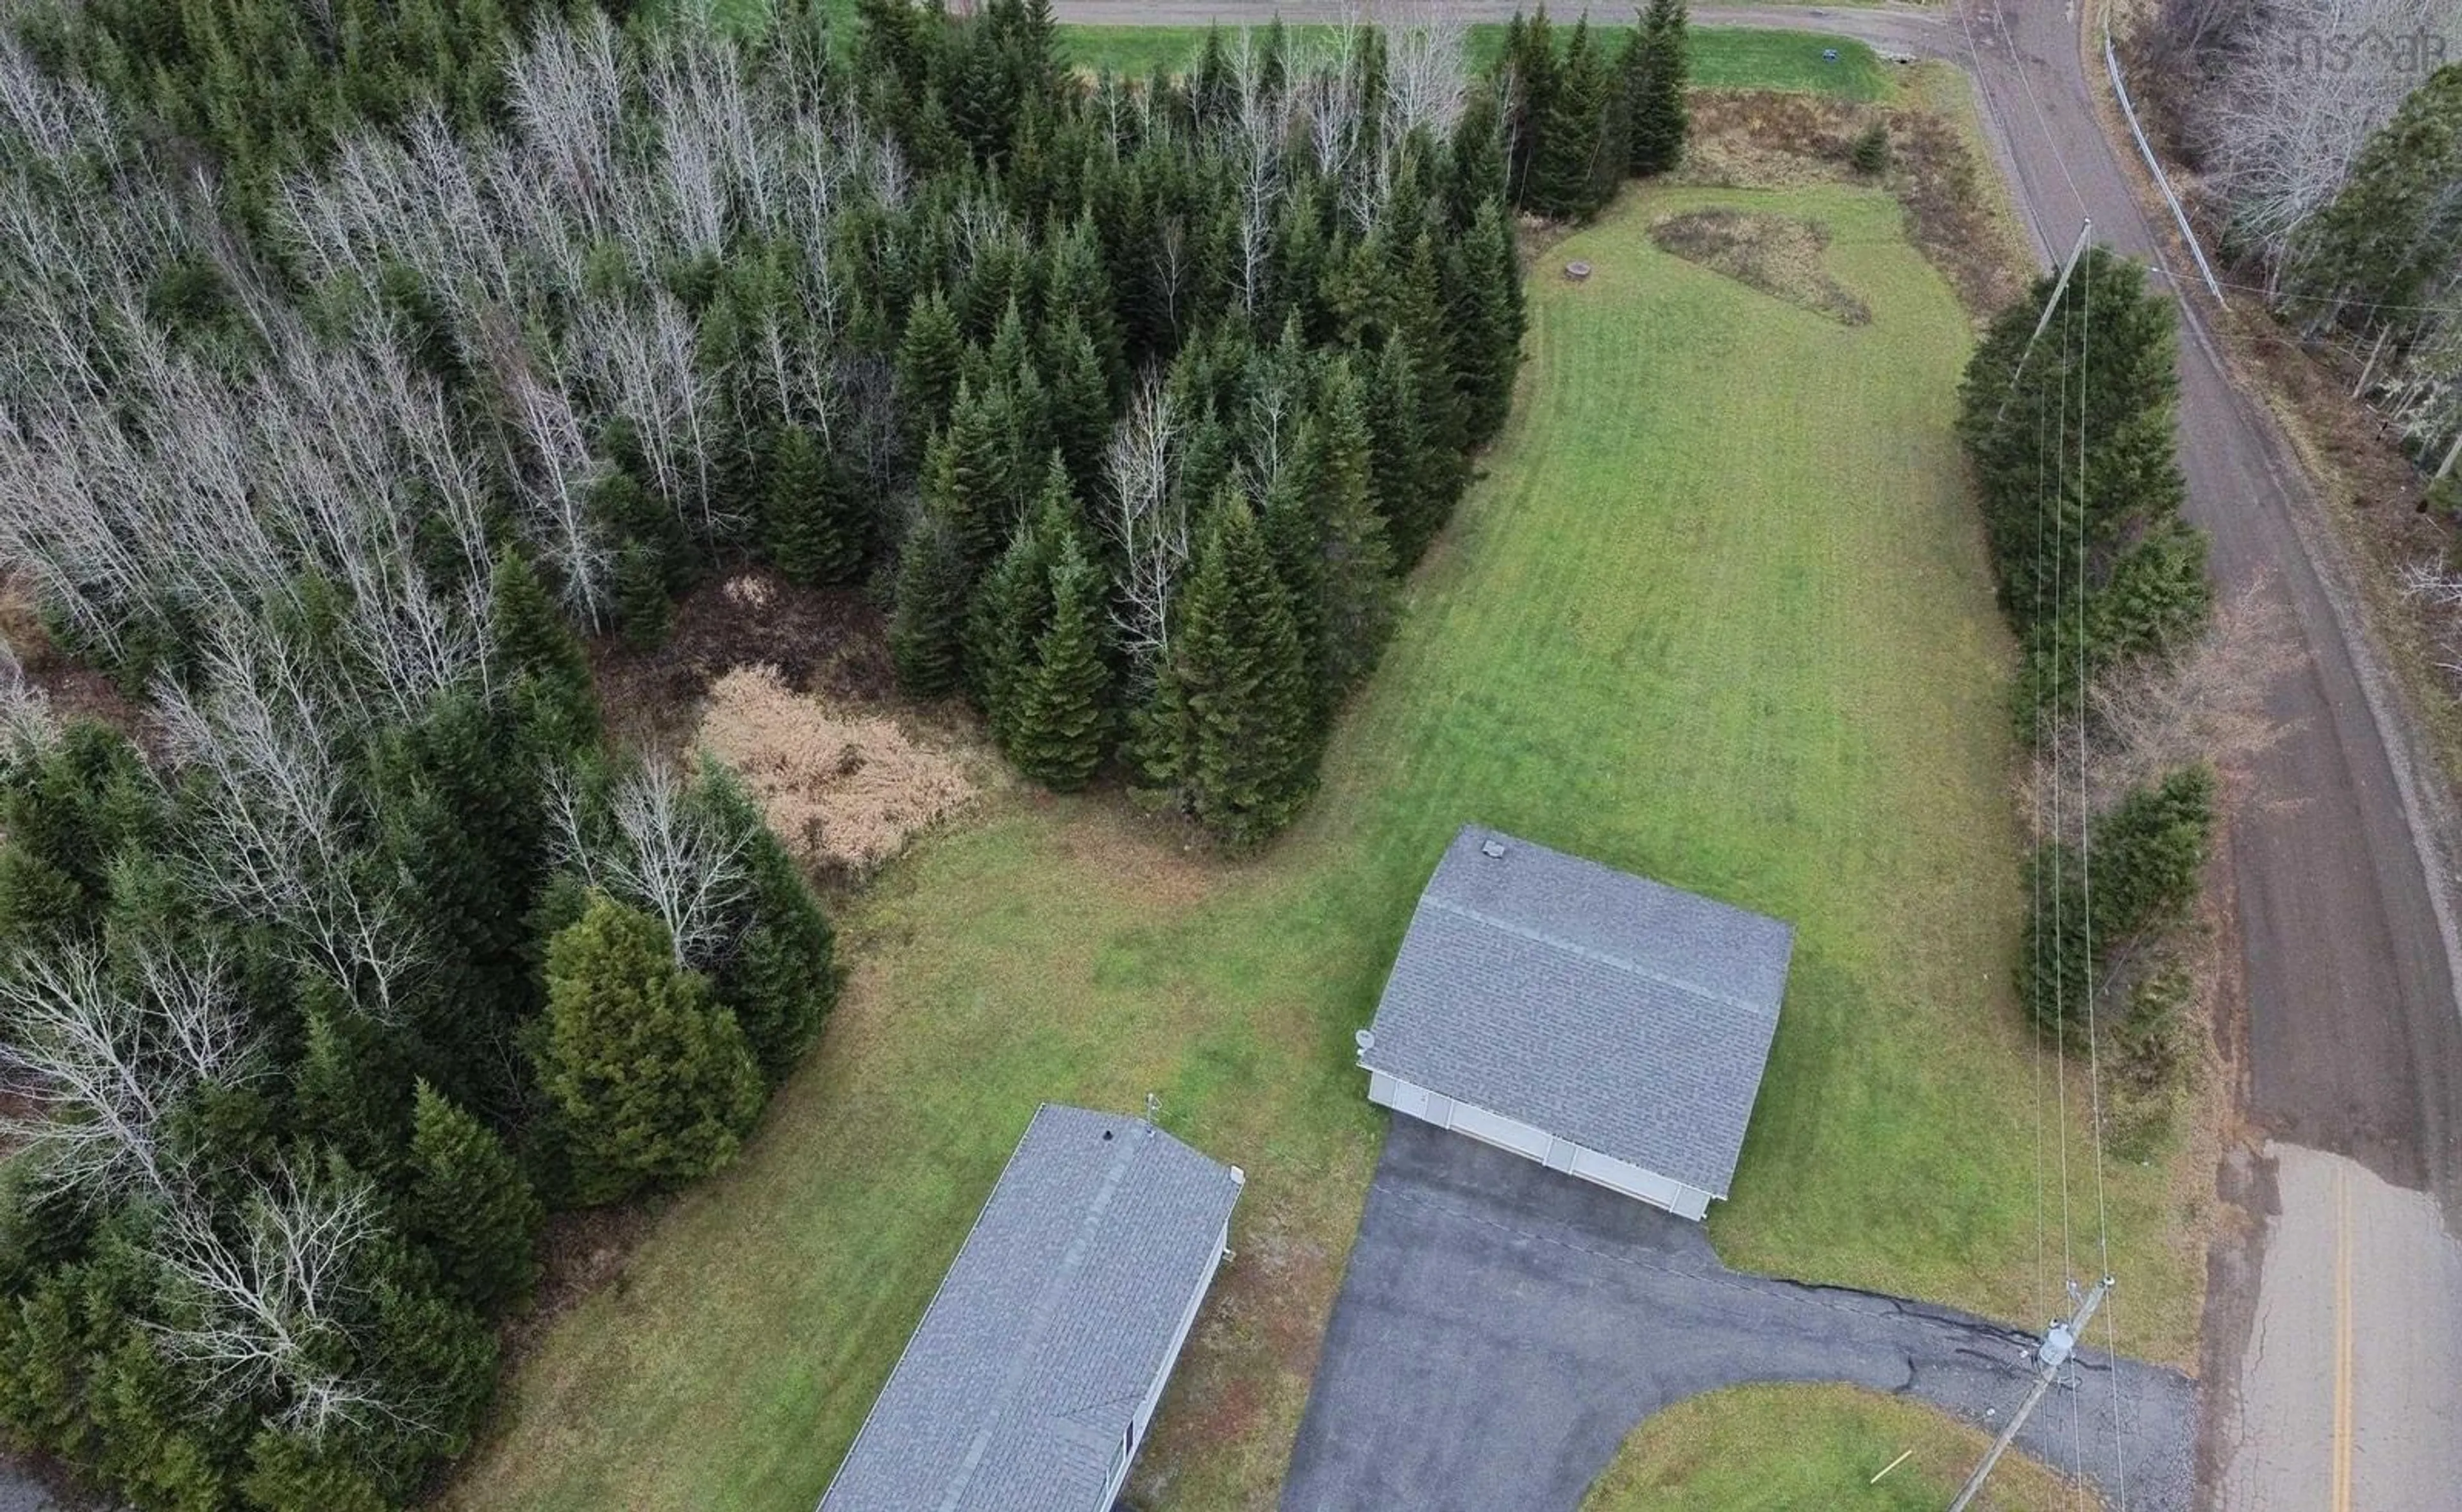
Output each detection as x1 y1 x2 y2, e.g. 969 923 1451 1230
761 425 867 585
1192 24 1234 128
404 1080 543 1315
1450 203 1524 445
242 1429 391 1512
893 290 965 444
1500 7 1559 208
890 510 975 697
488 549 599 752
964 508 1060 740
293 992 414 1179
2090 764 2216 938
1368 335 1439 566
1260 416 1328 720
1045 217 1125 387
377 687 546 1105
1957 247 2190 648
1448 82 1511 229
1312 361 1399 695
1043 318 1114 495
1528 19 1612 220
692 766 840 1083
985 305 1044 483
926 380 1019 575
2288 64 2462 322
1398 232 1471 501
1145 495 1318 849
1007 536 1114 790
613 537 672 650
716 831 839 1083
1627 0 1690 177
532 895 764 1206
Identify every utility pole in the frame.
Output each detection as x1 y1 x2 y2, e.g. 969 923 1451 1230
1993 220 2095 426
1946 1275 2114 1512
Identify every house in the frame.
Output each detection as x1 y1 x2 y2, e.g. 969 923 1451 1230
818 1104 1244 1511
1355 825 1794 1220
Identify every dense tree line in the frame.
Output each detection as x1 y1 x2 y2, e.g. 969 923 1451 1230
0 576 838 1508
1495 0 1691 222
0 10 873 1509
10 0 632 230
1957 249 2217 1043
2147 0 2461 478
1958 248 2211 723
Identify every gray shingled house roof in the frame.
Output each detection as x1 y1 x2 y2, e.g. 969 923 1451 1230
1360 825 1795 1198
819 1104 1243 1512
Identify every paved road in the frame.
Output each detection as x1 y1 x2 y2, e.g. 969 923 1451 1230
1053 0 2462 1501
1280 1122 2195 1511
1920 4 2462 1506
2218 1144 2462 1511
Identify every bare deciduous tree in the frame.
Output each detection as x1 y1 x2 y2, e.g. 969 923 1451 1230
156 624 427 1024
2022 580 2299 834
2195 0 2450 270
0 935 256 1202
1103 378 1185 690
1376 0 1471 146
548 759 749 968
0 637 53 761
151 1168 419 1440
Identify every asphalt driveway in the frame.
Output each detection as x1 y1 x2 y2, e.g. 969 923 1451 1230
1280 1121 2193 1511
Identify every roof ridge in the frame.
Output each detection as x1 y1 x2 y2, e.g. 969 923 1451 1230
1421 893 1770 1018
934 1119 1146 1512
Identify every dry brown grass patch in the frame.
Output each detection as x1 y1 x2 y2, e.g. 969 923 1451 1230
1677 83 2030 321
1677 90 1868 190
696 663 977 885
1649 208 1871 324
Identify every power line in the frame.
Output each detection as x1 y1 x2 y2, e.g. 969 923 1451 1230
2072 239 2132 1512
2031 376 2052 1336
1980 0 2090 230
2140 261 2462 319
2050 245 2082 1499
1956 221 2136 1512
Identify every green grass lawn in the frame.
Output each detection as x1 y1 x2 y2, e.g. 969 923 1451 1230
702 0 1897 100
448 181 2198 1511
1580 1385 2082 1510
1057 24 1894 99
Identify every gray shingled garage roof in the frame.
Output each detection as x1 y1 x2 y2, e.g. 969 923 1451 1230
1360 826 1794 1198
819 1104 1243 1512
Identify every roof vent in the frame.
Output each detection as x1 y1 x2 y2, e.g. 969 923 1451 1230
1480 839 1507 859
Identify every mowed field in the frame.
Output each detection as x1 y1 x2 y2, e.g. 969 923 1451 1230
1055 24 1894 97
449 181 2199 1511
703 0 1898 101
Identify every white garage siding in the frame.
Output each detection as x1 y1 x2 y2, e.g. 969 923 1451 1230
1365 1070 1716 1220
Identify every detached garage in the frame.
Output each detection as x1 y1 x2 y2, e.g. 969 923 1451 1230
1355 825 1794 1220
819 1104 1243 1511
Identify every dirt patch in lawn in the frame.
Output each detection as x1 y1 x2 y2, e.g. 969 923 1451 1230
1650 208 1870 324
1676 77 2031 320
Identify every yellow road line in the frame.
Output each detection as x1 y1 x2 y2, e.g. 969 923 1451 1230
2332 1164 2354 1512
